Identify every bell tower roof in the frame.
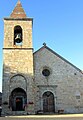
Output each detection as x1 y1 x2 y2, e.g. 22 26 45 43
10 0 27 18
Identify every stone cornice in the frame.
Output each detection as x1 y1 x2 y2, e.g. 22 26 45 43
3 48 33 50
37 85 58 88
4 18 33 21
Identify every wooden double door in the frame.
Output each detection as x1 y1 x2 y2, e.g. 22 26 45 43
43 91 55 113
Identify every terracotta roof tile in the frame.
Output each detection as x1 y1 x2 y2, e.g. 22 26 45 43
10 0 27 18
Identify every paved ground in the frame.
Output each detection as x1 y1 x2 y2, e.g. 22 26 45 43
1 114 83 120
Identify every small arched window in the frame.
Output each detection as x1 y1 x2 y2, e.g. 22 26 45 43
14 25 22 46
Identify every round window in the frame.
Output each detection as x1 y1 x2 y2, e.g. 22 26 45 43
42 69 50 77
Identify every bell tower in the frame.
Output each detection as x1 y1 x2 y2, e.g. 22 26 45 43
2 0 35 115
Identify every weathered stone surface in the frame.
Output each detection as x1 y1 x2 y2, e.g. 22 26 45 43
34 47 83 113
2 6 34 114
2 0 83 116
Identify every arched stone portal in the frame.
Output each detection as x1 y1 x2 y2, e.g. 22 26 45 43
9 88 27 111
43 91 55 113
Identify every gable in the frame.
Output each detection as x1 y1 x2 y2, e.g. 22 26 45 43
34 45 82 74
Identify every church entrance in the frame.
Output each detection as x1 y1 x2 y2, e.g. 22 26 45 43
16 97 23 111
9 88 27 111
43 91 55 113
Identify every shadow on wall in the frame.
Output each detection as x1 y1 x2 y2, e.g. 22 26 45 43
2 63 35 112
0 93 2 106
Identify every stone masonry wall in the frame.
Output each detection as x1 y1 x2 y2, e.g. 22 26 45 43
2 18 35 115
34 47 83 113
4 19 33 48
2 49 35 114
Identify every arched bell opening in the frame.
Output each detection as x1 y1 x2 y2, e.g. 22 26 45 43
9 88 27 111
14 25 22 45
43 91 55 113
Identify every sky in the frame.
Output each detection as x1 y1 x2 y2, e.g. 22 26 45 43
0 0 83 92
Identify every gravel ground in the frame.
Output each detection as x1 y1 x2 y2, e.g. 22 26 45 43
0 115 83 120
0 114 83 120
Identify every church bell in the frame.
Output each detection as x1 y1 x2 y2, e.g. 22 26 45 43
15 33 22 43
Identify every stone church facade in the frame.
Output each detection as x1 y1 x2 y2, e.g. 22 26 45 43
2 0 83 115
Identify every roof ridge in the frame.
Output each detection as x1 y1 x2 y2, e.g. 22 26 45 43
34 45 83 74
